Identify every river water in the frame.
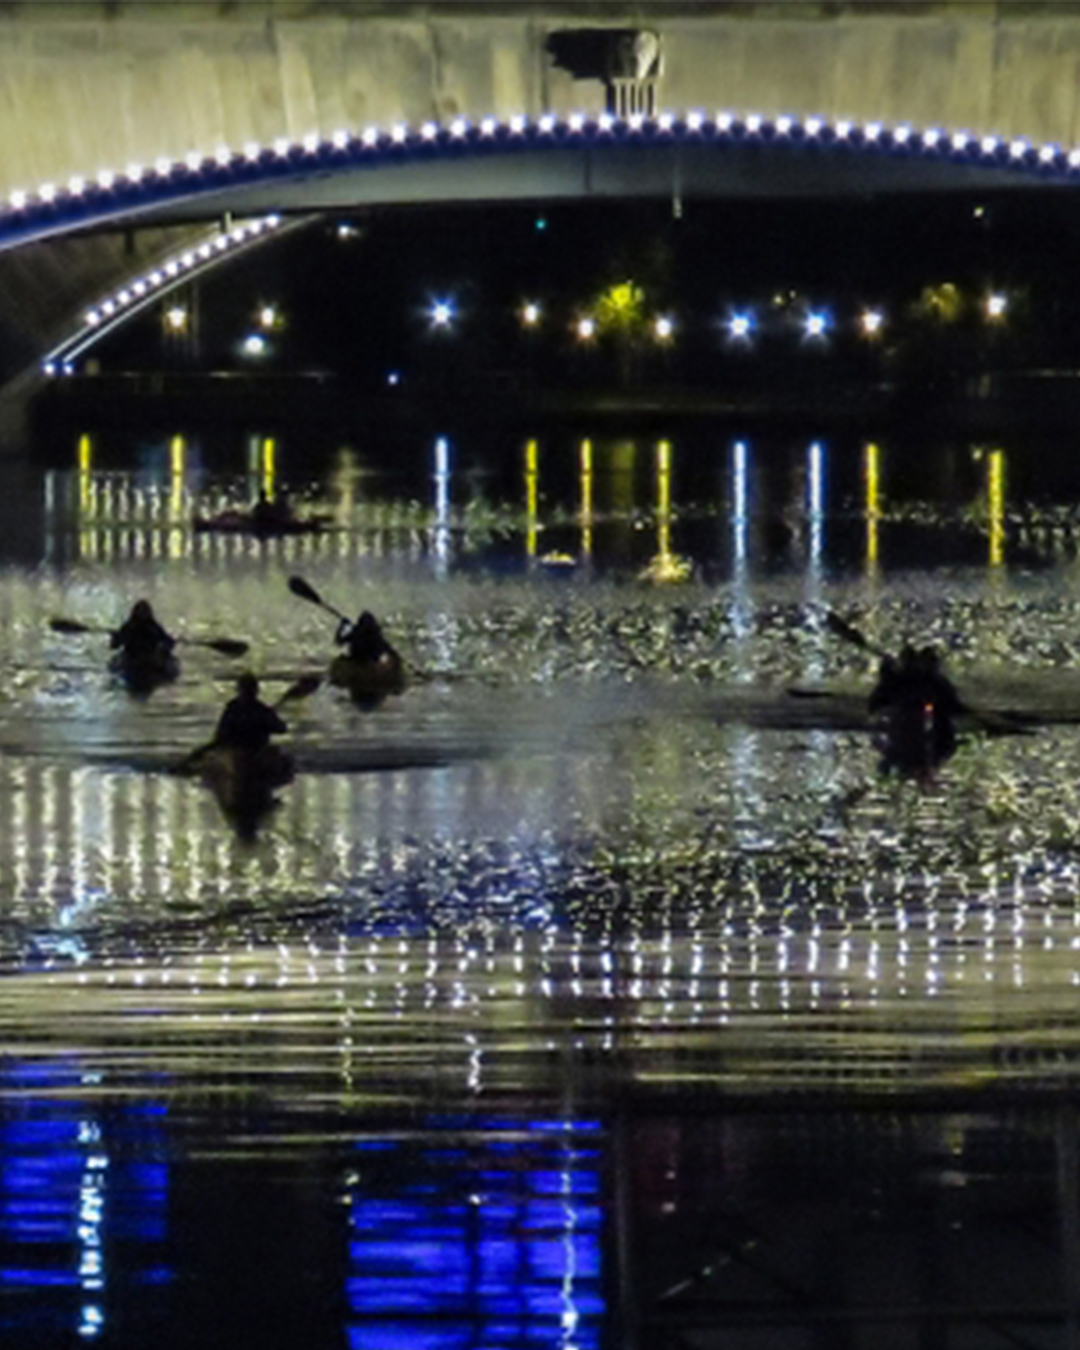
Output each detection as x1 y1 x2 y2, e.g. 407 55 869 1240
5 423 1080 1348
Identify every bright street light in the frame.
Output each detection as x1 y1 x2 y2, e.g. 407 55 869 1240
803 310 830 339
859 308 885 338
725 311 754 342
985 292 1008 321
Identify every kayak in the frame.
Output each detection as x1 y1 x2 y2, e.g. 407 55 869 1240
875 700 957 775
193 510 330 538
196 744 295 816
329 652 407 699
108 645 180 694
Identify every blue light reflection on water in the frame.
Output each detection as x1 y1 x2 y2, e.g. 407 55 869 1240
0 1061 170 1344
346 1121 604 1349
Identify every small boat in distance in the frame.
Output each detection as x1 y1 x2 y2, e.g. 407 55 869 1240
193 509 331 538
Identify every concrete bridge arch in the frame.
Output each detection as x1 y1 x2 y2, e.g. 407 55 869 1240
5 1 1080 445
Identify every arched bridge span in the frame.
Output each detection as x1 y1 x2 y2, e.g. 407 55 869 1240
9 1 1080 444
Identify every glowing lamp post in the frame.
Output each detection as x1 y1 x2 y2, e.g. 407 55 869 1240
985 292 1008 322
725 312 754 344
803 310 830 341
859 308 885 339
429 299 455 331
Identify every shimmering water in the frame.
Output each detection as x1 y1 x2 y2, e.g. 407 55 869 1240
7 425 1080 1346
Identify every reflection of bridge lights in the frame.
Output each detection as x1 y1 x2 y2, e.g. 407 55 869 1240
429 299 455 330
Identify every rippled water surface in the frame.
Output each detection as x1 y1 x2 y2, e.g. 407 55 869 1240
7 428 1080 1346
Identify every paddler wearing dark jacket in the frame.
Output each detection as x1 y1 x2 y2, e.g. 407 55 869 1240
869 643 965 762
335 610 401 668
214 673 286 753
110 599 175 661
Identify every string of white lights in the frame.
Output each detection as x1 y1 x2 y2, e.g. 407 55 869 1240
30 107 1073 372
42 214 284 374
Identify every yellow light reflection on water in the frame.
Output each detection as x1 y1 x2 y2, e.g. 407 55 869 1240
988 447 1005 566
579 439 593 560
864 440 880 570
525 439 538 559
642 439 690 582
261 437 276 499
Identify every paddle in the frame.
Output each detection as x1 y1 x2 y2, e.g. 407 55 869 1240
175 673 322 775
824 610 889 661
287 575 350 624
50 617 248 659
288 573 469 688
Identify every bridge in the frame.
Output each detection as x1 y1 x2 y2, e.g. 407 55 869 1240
4 0 1080 444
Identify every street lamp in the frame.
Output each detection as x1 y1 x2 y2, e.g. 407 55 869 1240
429 299 455 330
985 292 1008 322
803 310 830 340
163 304 188 336
859 308 885 338
725 311 754 343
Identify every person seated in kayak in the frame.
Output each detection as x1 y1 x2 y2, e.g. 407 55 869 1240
214 673 286 753
869 643 965 758
110 599 175 662
335 610 402 671
250 491 295 531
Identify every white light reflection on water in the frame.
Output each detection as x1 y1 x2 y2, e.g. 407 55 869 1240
8 440 1080 1112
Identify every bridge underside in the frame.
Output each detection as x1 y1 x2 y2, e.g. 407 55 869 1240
122 142 1055 229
